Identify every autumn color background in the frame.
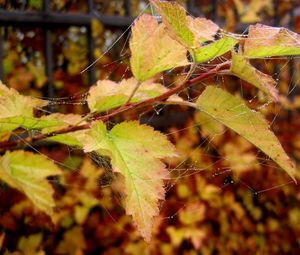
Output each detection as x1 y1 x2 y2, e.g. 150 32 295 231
0 0 300 254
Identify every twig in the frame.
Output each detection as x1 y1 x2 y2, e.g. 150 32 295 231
0 61 230 152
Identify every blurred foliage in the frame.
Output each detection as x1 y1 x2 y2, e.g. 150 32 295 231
0 0 43 11
3 27 46 97
0 0 300 254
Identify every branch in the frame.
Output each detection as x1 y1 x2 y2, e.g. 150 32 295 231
0 62 230 152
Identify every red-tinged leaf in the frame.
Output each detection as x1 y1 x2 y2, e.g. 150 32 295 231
87 77 183 113
130 14 188 81
244 24 300 58
150 0 219 48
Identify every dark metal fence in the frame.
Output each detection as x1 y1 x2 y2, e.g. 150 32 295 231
0 0 135 103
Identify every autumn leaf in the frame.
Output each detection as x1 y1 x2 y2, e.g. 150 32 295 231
150 0 219 48
178 202 206 225
221 136 260 173
130 14 188 81
0 151 62 216
195 112 224 138
82 121 177 241
230 51 279 101
56 227 87 254
233 0 273 23
167 226 206 249
87 77 182 113
150 0 194 47
196 86 296 181
194 36 237 63
27 62 47 89
18 233 43 254
0 81 46 118
244 24 300 58
0 81 47 134
187 16 219 44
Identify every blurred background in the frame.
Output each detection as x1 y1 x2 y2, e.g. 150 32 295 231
0 0 300 254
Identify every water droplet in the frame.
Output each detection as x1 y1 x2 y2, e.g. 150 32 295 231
223 176 233 185
153 106 163 115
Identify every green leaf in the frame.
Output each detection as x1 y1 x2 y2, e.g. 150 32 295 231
194 37 237 63
130 14 188 81
230 51 279 101
82 121 177 241
244 24 300 58
0 151 62 216
196 86 296 181
46 132 85 147
41 114 86 147
150 0 218 48
150 0 194 47
0 116 64 131
41 113 83 133
87 78 182 113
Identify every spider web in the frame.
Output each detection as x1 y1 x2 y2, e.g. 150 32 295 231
2 1 299 248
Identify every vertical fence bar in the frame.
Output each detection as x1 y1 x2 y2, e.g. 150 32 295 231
125 0 131 16
87 0 93 13
187 0 195 15
87 0 96 85
273 0 279 27
45 30 54 101
211 0 217 22
0 27 4 81
44 0 54 111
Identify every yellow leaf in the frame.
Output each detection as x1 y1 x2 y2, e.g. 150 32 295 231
0 151 62 216
230 51 279 101
196 86 296 182
82 121 177 241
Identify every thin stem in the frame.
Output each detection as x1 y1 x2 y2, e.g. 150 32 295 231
0 62 230 152
74 112 93 126
163 100 197 108
118 81 141 111
121 61 196 110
